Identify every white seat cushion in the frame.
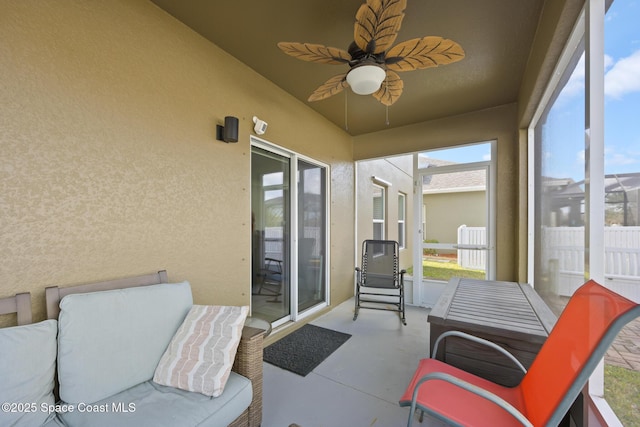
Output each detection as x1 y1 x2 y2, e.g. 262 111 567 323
57 282 193 404
0 320 58 427
57 373 252 427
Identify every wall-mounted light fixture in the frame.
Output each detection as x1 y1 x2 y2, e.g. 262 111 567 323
371 176 392 187
216 116 239 143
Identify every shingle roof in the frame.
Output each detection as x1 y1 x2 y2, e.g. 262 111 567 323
419 157 486 193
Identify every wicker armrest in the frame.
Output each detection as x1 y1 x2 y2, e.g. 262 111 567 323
229 326 264 427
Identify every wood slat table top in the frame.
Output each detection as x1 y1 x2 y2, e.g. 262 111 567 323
429 278 556 343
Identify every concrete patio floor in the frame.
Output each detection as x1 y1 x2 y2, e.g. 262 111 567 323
262 297 639 426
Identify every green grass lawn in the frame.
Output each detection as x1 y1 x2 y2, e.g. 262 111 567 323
406 258 485 281
605 365 640 426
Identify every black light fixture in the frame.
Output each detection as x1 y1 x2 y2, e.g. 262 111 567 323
216 116 239 143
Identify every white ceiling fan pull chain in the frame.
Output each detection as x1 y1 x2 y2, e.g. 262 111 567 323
345 90 349 131
385 79 390 126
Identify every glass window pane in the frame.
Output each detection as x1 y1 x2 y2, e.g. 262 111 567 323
398 193 406 248
373 186 384 220
534 39 585 314
297 160 327 313
263 171 283 186
373 184 385 239
251 146 290 323
373 223 383 240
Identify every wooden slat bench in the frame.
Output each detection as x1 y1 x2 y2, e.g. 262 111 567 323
428 278 557 387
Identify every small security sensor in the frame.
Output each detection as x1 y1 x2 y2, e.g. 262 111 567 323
253 116 268 135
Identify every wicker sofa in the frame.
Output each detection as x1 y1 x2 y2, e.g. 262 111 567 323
0 271 263 427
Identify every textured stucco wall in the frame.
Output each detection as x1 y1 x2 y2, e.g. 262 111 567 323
355 156 414 272
0 0 354 324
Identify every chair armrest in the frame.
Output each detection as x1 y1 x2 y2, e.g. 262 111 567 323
233 326 263 381
231 327 264 427
432 330 527 374
408 372 533 427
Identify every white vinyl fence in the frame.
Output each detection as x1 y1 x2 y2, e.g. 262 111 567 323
456 225 640 302
542 226 640 302
457 225 486 270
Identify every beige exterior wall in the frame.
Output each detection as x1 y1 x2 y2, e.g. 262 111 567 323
353 104 519 281
422 191 486 248
0 0 354 324
355 156 413 272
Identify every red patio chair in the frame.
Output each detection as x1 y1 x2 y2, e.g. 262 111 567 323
399 280 640 427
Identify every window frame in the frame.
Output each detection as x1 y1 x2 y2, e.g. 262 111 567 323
398 192 406 248
527 0 618 423
373 184 386 240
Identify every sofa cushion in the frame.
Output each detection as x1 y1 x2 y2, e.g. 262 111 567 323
57 373 252 427
57 281 193 404
153 305 249 397
0 320 58 427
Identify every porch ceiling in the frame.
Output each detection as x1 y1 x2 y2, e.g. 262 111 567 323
150 0 545 136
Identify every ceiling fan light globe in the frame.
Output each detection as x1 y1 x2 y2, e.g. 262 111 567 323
346 65 386 95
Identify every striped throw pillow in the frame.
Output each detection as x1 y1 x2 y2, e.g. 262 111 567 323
153 305 249 397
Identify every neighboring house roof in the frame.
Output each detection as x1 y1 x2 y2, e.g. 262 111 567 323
419 157 486 194
544 172 640 202
542 176 576 189
541 176 583 199
604 173 640 193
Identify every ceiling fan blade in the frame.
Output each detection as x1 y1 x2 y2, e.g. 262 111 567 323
372 70 403 106
277 42 351 64
386 36 465 72
308 73 349 102
354 0 407 55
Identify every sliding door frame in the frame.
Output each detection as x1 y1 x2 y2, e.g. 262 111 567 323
251 136 330 326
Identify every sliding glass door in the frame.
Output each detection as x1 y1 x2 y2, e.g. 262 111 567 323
297 160 327 312
251 146 291 322
251 141 329 325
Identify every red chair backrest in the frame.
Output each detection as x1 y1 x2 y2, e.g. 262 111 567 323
520 280 638 426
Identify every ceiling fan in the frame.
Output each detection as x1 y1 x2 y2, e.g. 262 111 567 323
277 0 465 106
